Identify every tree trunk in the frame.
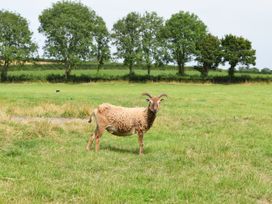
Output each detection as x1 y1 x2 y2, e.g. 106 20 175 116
201 65 209 78
65 64 72 81
177 62 185 75
97 53 103 73
1 62 9 82
181 62 185 75
147 64 151 76
228 65 235 78
146 53 151 76
129 63 134 75
97 62 102 73
177 49 185 75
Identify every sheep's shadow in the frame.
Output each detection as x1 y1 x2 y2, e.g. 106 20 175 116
101 144 151 155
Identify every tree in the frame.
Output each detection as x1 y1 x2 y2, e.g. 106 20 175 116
92 15 111 72
111 12 142 75
195 33 222 77
39 1 96 79
0 10 37 81
153 44 171 68
221 34 256 78
163 11 207 75
140 12 164 75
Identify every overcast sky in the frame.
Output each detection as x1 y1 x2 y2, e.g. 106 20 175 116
1 0 271 68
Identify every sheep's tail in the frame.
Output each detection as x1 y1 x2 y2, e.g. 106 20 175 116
88 109 97 123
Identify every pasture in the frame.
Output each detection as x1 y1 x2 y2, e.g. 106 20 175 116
0 82 272 203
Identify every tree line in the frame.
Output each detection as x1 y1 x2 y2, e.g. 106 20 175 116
0 1 256 81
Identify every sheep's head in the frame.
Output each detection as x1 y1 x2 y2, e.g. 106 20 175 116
142 93 167 114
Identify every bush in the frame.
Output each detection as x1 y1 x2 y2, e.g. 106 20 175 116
44 73 272 83
47 74 125 82
2 70 272 84
238 67 259 73
6 74 43 82
261 68 271 74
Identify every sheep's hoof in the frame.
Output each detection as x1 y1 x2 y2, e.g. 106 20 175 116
86 146 91 151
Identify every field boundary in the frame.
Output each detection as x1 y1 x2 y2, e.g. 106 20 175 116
4 73 272 84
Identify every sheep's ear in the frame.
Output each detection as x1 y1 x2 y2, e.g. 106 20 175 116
146 98 153 103
159 98 164 102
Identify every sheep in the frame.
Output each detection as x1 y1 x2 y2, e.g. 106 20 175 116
86 93 167 155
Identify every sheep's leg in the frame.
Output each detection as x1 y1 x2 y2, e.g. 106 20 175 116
95 127 105 152
138 131 144 155
86 133 95 151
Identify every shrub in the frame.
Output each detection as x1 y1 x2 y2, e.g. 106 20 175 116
238 67 259 73
3 71 272 84
261 68 271 74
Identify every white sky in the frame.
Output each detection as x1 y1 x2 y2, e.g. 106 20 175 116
1 0 271 68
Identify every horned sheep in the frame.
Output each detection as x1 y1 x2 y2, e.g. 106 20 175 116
86 93 167 155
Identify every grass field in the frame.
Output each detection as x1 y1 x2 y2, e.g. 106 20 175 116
0 82 272 203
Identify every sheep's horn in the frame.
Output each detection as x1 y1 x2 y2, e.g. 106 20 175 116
158 93 168 98
142 93 152 98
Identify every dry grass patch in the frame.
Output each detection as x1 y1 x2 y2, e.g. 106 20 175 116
4 102 92 118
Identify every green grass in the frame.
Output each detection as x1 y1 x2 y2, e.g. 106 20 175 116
0 82 272 203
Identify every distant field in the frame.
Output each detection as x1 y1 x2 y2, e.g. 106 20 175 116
0 82 272 203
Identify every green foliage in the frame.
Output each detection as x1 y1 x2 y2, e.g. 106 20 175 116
163 11 207 75
140 12 165 75
0 10 37 81
195 34 222 77
221 34 256 78
92 15 111 71
0 4 260 81
38 1 96 79
238 66 259 73
111 12 142 75
261 68 272 74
